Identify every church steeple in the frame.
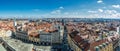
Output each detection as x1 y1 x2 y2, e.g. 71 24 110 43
13 17 17 27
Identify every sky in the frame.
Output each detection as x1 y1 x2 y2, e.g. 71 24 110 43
0 0 120 18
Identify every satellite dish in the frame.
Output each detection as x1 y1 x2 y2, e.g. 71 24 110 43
6 30 12 37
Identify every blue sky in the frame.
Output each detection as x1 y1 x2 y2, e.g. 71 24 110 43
0 0 120 18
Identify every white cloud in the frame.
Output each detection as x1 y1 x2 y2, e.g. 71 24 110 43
104 10 117 14
111 13 120 17
50 6 65 15
51 10 61 14
88 10 97 13
97 0 103 3
112 5 120 8
104 10 120 17
88 9 103 13
59 6 64 9
88 9 120 18
98 9 103 12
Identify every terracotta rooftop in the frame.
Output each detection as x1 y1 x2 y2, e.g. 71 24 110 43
29 32 39 38
66 22 119 51
73 35 90 51
0 21 15 32
89 39 107 51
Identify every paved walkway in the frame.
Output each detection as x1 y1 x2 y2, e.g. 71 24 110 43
0 43 6 51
